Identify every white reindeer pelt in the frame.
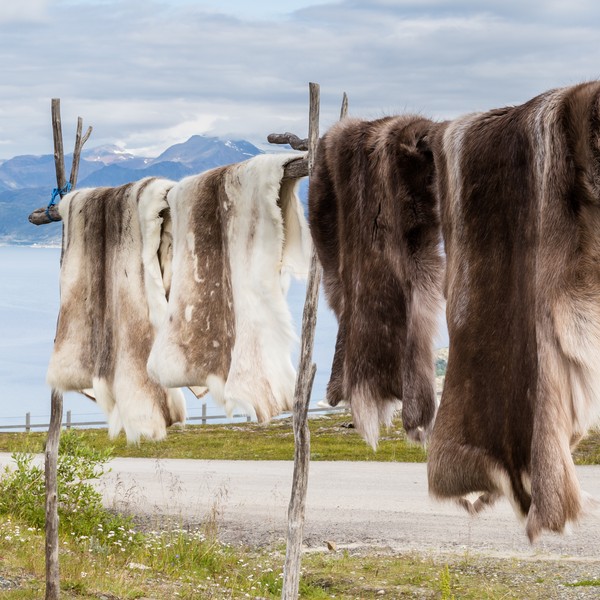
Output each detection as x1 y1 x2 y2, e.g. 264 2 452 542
147 153 311 422
46 178 186 442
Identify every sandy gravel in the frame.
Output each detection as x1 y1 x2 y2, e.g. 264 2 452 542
1 454 599 597
80 457 600 562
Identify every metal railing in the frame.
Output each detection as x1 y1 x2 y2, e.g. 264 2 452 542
0 405 347 433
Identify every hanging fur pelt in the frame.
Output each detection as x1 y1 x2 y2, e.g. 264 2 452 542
428 82 600 541
147 153 311 422
46 178 187 442
308 116 444 448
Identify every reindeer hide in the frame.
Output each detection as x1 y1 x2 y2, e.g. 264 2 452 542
428 82 600 541
308 116 444 447
147 153 311 422
46 178 186 442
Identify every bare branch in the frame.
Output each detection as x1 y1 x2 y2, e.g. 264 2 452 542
68 122 93 189
81 126 93 146
340 92 348 120
267 132 309 151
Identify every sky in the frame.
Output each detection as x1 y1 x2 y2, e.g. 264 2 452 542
1 0 600 159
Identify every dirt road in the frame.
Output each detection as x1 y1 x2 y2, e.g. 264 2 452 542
90 457 600 560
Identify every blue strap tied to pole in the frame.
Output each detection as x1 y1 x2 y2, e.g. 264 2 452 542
45 182 72 222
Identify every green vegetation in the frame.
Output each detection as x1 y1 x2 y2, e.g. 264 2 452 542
1 412 599 465
0 413 428 462
566 578 600 587
435 347 449 377
0 428 597 597
0 431 135 542
0 514 580 599
572 432 600 465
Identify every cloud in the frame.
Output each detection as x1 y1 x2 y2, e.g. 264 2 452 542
0 0 48 23
1 0 600 158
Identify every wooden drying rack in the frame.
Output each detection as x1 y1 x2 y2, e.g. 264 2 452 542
29 83 345 600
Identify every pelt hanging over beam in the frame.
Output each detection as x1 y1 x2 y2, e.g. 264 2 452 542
46 177 186 441
308 115 444 447
428 82 600 541
147 153 311 422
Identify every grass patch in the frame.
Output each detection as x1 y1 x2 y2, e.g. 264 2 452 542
0 414 428 462
0 414 598 464
572 430 600 465
0 515 571 599
566 578 600 587
0 430 595 598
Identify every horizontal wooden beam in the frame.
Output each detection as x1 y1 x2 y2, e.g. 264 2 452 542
29 205 61 226
267 132 308 151
282 156 308 180
28 156 308 226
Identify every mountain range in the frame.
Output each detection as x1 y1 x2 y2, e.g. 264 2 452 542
0 135 275 245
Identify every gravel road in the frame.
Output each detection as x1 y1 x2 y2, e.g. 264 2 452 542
88 457 600 561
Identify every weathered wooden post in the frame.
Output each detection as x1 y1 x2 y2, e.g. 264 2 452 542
45 388 62 600
28 106 92 226
281 81 322 600
43 98 92 600
279 87 349 600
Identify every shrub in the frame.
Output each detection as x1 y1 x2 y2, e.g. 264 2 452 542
0 430 138 546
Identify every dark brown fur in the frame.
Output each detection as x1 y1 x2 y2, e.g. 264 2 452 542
428 82 600 540
308 116 444 446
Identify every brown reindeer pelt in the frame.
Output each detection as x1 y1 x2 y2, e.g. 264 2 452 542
309 116 444 447
428 82 600 541
46 178 186 442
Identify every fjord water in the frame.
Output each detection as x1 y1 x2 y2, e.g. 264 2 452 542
0 245 339 428
0 246 449 429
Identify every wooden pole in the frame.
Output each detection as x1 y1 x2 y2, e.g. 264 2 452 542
45 389 63 600
281 81 322 600
29 107 93 226
51 99 66 194
340 92 349 120
45 98 70 600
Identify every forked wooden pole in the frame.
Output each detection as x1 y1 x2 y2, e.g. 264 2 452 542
44 98 91 600
29 107 93 226
45 97 69 600
281 82 322 600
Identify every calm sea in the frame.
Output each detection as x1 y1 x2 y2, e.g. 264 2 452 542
0 246 448 430
0 245 340 428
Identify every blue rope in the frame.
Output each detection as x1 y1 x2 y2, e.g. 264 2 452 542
45 182 72 222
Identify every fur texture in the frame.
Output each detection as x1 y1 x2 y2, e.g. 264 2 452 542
308 116 444 447
147 153 311 422
46 178 186 442
428 82 600 541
